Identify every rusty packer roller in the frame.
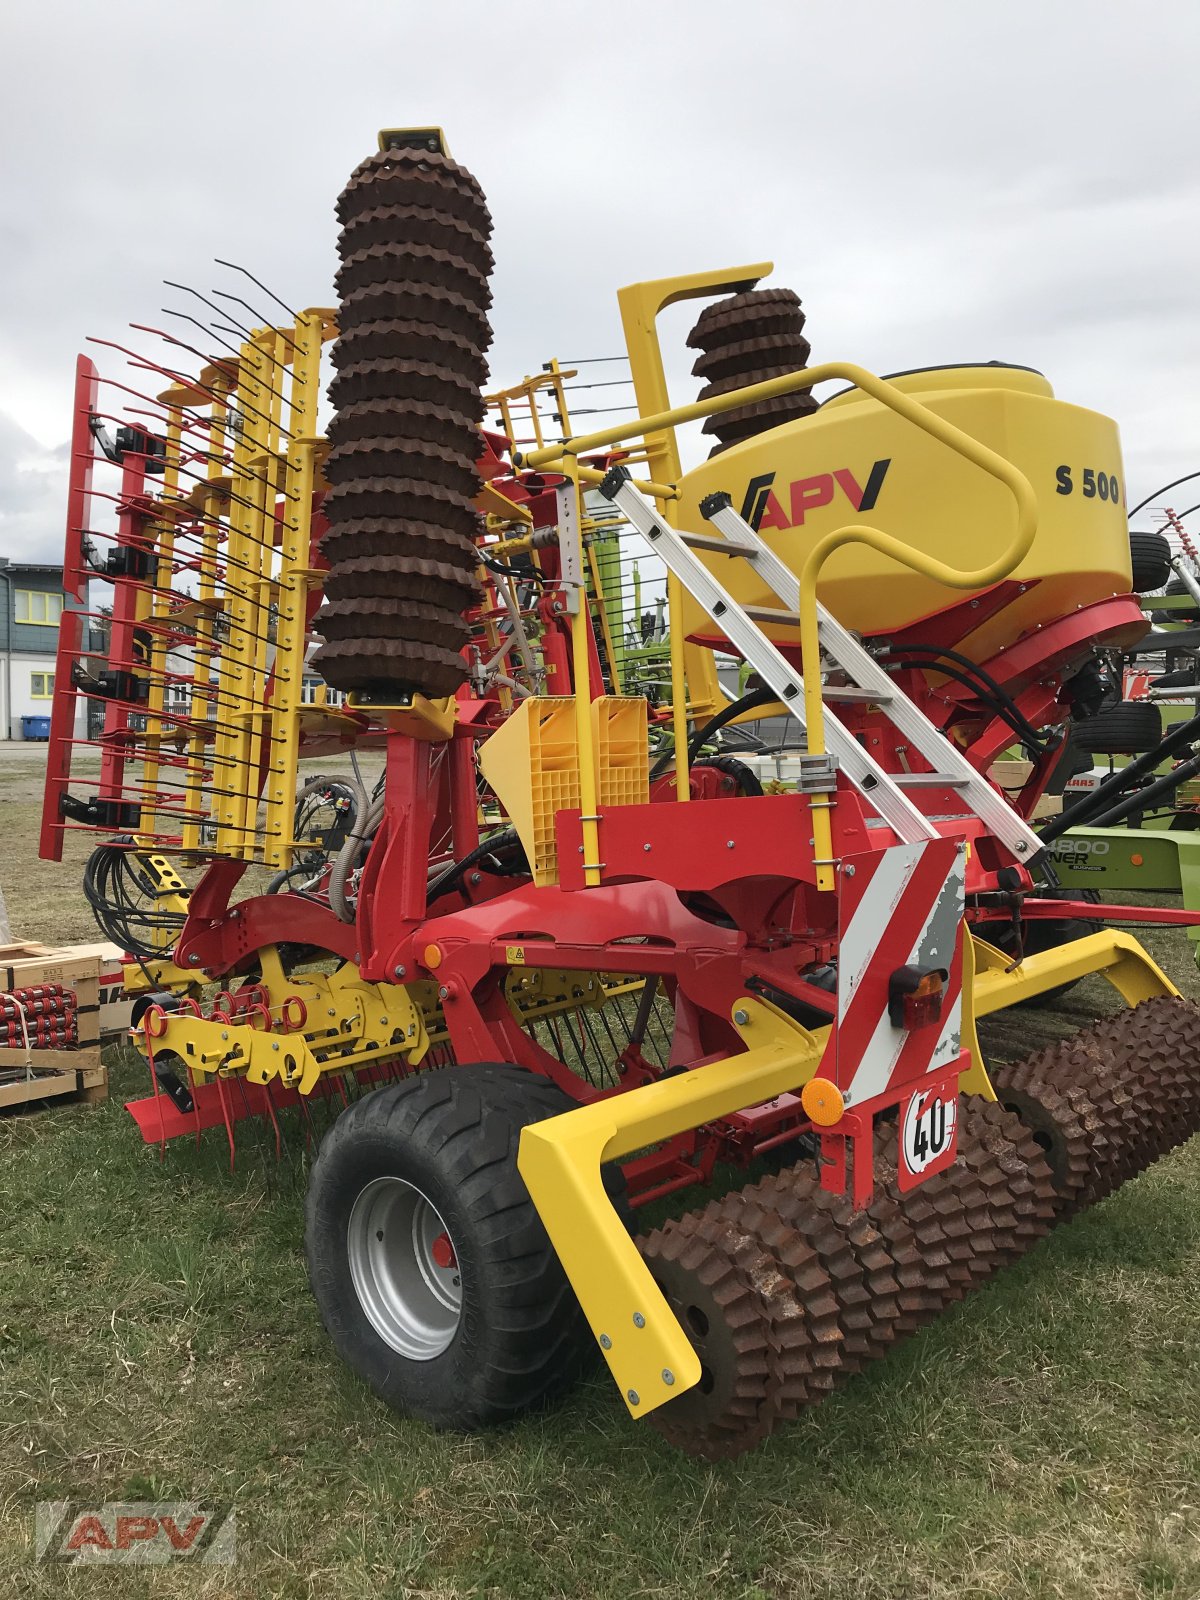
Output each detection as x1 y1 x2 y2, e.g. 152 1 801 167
313 138 494 698
639 995 1200 1459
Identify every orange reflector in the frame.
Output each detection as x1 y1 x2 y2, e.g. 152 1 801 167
801 1076 844 1127
423 943 443 970
1131 853 1144 867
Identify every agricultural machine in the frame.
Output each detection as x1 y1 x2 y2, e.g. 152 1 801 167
39 127 1200 1460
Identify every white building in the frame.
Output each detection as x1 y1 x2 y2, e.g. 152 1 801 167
0 560 88 740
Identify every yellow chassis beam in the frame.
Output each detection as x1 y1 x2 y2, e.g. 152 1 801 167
972 929 1179 1010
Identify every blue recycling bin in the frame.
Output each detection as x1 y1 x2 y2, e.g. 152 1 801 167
21 715 51 740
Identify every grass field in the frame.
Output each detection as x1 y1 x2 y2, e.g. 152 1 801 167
2 746 1200 1599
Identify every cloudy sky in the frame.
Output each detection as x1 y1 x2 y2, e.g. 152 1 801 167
1 0 1197 561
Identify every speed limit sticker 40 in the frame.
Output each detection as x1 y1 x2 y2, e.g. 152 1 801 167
898 1085 959 1190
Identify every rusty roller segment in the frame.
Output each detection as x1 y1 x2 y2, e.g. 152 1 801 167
336 147 489 229
315 598 471 648
335 242 493 308
637 1100 1058 1459
328 398 488 454
312 637 470 699
336 206 495 276
321 476 482 532
330 322 491 388
992 995 1200 1214
322 554 482 612
313 143 493 698
323 436 481 497
686 286 818 456
319 521 482 568
338 283 492 347
638 1206 841 1461
326 359 486 419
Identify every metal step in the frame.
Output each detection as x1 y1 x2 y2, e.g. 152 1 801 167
822 686 894 704
892 772 970 787
744 604 798 626
680 531 758 557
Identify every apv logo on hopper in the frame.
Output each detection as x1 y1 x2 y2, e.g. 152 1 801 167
740 458 891 531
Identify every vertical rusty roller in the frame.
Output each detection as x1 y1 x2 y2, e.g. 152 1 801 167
312 141 493 699
687 287 818 456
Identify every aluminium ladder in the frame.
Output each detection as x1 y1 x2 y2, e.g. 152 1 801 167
598 465 1043 867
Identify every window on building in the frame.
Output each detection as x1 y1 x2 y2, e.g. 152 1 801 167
30 672 55 699
15 590 64 626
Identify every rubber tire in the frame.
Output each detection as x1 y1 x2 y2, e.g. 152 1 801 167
1129 530 1173 594
690 755 765 797
1074 701 1163 756
305 1062 597 1430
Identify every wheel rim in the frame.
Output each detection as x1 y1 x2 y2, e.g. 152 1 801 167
347 1177 462 1360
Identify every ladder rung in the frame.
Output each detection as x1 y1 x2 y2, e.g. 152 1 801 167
679 532 758 557
893 772 970 787
822 686 894 703
744 604 797 625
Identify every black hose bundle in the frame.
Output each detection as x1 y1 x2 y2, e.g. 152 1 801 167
82 840 187 961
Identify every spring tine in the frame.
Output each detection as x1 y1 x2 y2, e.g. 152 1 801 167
213 1073 237 1172
211 289 302 363
214 257 299 321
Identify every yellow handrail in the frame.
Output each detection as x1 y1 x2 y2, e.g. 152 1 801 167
517 361 1039 884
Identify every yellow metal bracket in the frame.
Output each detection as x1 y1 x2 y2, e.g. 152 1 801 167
972 929 1179 1012
517 995 827 1418
141 958 430 1095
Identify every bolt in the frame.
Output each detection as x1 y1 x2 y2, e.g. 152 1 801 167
327 1008 336 1017
393 964 407 979
187 954 200 965
733 1008 750 1026
221 1031 229 1041
438 985 449 1000
726 840 735 849
599 1333 612 1350
627 1389 640 1406
662 1369 675 1386
643 842 651 852
469 871 482 885
632 1311 646 1329
452 1275 460 1287
843 863 856 877
272 1041 280 1052
842 1089 852 1104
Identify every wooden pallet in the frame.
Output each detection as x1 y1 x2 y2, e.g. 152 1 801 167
0 1051 107 1110
0 942 107 1111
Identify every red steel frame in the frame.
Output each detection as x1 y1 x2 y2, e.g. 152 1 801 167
43 352 1200 1200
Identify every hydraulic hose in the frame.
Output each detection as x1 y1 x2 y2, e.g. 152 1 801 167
649 684 777 783
1038 710 1200 843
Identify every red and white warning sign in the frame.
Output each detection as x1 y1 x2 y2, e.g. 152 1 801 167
834 837 966 1112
